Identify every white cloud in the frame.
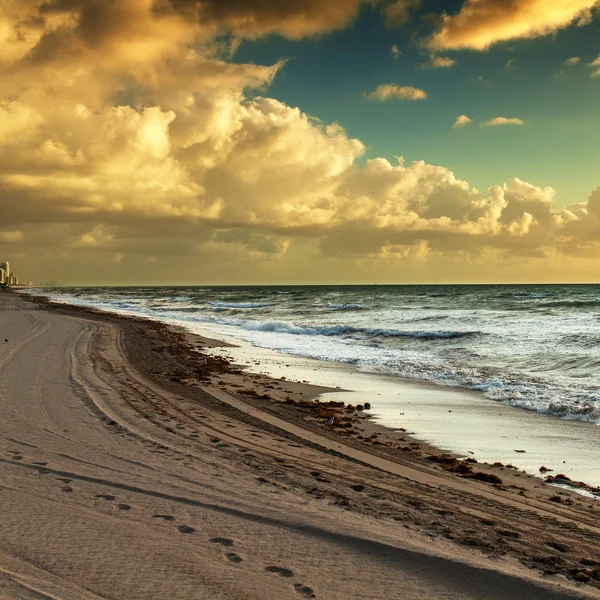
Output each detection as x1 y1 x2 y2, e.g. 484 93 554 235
589 55 600 76
391 44 402 60
564 56 581 65
505 58 518 68
366 84 428 101
483 117 525 127
453 115 474 128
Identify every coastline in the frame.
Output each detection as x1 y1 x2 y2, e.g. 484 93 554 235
27 288 600 489
22 289 600 502
3 289 600 599
203 333 600 489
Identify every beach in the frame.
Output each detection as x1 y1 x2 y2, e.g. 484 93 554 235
1 290 600 600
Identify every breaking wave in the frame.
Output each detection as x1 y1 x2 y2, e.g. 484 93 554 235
209 301 272 309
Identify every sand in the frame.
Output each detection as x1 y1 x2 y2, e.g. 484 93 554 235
1 291 599 600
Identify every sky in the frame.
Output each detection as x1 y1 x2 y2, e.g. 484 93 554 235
1 0 600 285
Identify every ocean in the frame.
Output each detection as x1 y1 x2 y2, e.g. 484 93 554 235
36 284 600 425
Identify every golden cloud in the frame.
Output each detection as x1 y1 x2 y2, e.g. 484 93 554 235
156 0 380 39
391 44 402 59
366 84 428 101
383 0 421 27
1 0 600 284
429 55 457 68
429 0 599 51
453 115 473 128
482 117 525 126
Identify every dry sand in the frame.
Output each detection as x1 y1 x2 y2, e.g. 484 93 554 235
1 291 600 600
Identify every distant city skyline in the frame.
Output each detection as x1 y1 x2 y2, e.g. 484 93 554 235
0 261 30 287
1 1 599 284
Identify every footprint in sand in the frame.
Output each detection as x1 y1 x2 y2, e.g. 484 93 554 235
265 566 294 578
210 537 234 547
62 486 73 493
177 525 195 534
226 553 243 563
117 504 132 510
294 583 316 598
266 567 314 595
96 494 116 501
152 514 175 521
57 478 72 484
32 461 48 466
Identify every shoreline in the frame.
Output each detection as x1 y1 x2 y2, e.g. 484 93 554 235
4 289 600 598
204 333 600 488
24 289 600 491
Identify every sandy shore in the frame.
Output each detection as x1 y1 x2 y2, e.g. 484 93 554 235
1 291 600 600
198 334 600 487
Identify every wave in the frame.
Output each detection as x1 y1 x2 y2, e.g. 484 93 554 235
406 314 449 323
209 301 273 309
507 292 552 299
541 300 600 309
195 315 478 341
325 303 371 311
379 362 600 425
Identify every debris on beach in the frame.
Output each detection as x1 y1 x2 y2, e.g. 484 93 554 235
427 454 503 485
545 474 600 497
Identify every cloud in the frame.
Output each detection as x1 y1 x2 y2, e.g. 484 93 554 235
391 44 402 59
453 116 524 127
366 84 428 101
164 0 389 40
483 117 525 126
78 226 114 248
453 115 473 128
384 0 421 27
564 56 581 65
505 58 517 68
422 55 457 69
589 55 600 76
1 0 600 284
0 0 379 90
0 231 23 243
428 0 599 51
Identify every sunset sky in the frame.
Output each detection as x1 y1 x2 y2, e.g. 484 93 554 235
1 0 600 285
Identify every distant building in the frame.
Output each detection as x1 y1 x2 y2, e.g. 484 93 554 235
0 261 25 288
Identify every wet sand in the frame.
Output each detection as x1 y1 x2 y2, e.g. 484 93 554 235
203 337 600 487
1 290 600 599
